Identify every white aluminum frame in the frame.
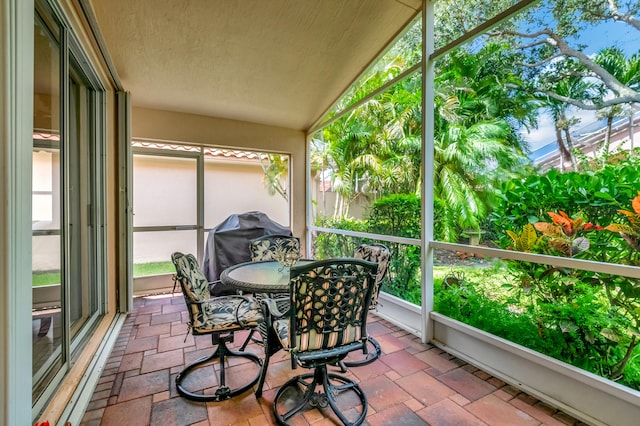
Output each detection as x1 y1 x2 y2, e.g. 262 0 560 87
1 2 35 425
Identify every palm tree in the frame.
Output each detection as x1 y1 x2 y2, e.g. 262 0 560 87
321 101 385 219
260 154 290 201
316 70 423 220
433 102 525 240
596 104 625 163
430 44 533 240
595 47 640 151
313 43 534 241
541 76 598 171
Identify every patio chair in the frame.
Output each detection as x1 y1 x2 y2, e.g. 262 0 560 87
171 252 263 402
340 243 391 370
249 234 301 263
239 234 301 350
256 258 378 426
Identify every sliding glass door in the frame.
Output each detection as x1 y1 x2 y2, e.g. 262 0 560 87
32 4 106 415
67 69 99 341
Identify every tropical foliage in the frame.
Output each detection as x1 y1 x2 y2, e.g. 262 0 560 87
309 0 639 240
305 0 640 390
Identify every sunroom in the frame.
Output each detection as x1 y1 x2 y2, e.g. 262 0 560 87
3 0 640 425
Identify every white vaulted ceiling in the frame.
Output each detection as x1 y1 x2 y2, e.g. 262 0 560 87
88 0 421 131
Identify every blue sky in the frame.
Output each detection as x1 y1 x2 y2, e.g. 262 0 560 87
576 20 639 56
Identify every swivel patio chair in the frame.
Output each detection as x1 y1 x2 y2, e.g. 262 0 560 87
340 243 391 370
171 252 263 402
257 258 378 426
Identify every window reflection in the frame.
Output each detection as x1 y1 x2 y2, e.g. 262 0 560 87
32 14 62 400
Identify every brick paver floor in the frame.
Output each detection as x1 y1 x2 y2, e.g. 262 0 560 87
80 293 586 426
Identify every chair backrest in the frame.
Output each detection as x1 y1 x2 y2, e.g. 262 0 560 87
172 252 213 331
249 234 301 262
287 258 378 353
354 243 391 309
172 252 210 302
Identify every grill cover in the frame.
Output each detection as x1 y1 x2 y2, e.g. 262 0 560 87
202 211 291 285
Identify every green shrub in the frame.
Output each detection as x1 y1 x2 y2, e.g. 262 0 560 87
365 193 421 238
364 194 422 302
490 156 640 249
435 276 640 390
434 278 566 360
312 217 368 259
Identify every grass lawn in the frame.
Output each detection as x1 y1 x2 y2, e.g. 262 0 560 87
433 260 514 301
32 271 60 287
133 261 175 277
33 261 176 286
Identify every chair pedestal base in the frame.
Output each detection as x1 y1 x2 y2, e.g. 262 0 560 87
273 365 367 426
339 336 382 372
176 334 262 402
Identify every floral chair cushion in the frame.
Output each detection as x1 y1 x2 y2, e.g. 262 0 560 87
172 252 211 302
189 295 262 334
354 243 391 309
249 235 300 262
171 252 263 334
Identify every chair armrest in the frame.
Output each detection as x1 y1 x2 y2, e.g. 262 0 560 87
257 295 290 359
207 279 238 297
199 294 254 305
262 296 290 319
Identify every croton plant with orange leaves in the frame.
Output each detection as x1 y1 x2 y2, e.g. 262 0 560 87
533 210 603 257
507 192 640 258
604 191 640 252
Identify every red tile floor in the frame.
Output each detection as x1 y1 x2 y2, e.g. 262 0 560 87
80 293 587 426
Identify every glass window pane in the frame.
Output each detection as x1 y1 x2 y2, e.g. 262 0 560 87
430 0 640 393
133 154 197 227
32 146 60 230
133 230 198 277
431 0 640 261
433 249 640 392
67 68 100 336
311 231 421 305
32 235 61 278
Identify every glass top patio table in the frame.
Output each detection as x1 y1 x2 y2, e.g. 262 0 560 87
220 259 313 294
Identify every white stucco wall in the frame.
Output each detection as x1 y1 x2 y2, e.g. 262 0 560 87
132 107 306 239
203 157 289 228
131 153 290 264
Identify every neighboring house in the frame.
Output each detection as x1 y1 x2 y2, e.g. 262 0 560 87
530 112 640 171
310 175 371 223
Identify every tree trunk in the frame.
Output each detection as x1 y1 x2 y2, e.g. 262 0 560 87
629 110 635 150
563 127 578 172
555 127 570 172
601 116 613 166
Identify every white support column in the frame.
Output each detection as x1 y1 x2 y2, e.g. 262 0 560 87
0 1 35 425
421 0 435 343
117 91 132 313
